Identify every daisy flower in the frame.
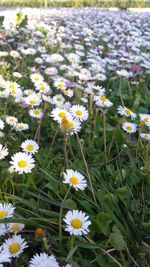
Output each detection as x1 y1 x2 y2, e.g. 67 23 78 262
0 203 15 219
50 53 64 62
7 223 25 234
54 79 67 91
63 169 87 190
3 235 27 258
30 73 44 84
29 109 43 119
24 93 42 107
29 252 59 267
70 105 89 122
15 123 29 132
122 122 137 134
0 246 11 264
64 210 91 236
96 73 106 81
94 95 113 108
117 106 136 120
5 116 18 126
0 144 9 160
51 108 70 122
60 117 81 135
140 133 150 140
52 94 65 106
5 81 22 98
0 119 4 130
0 223 7 236
35 82 51 94
21 140 39 154
139 114 150 127
10 152 35 174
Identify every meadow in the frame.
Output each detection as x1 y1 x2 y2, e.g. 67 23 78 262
0 7 150 267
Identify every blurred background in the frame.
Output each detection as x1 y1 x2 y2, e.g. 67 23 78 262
0 0 150 9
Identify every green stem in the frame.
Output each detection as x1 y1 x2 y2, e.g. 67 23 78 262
76 133 97 205
119 78 124 106
63 134 68 168
102 110 107 163
59 187 71 245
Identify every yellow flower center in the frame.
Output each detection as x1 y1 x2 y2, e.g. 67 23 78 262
18 160 27 168
0 210 7 218
56 98 62 102
126 125 132 131
125 108 131 115
61 118 74 131
40 84 45 91
76 110 82 116
58 83 64 89
29 100 35 105
34 77 39 81
11 225 20 232
9 118 15 122
100 95 107 101
26 145 34 151
10 84 15 89
71 219 82 229
58 111 66 118
9 243 20 254
144 134 148 139
34 110 40 115
69 176 78 185
18 125 24 129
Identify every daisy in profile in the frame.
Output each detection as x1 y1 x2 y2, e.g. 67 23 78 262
117 106 136 120
0 119 4 130
15 123 29 132
29 252 59 267
0 203 15 219
70 105 89 122
21 140 39 154
3 235 27 258
139 114 150 127
0 223 7 236
60 116 81 135
0 246 11 265
10 152 35 174
5 116 18 126
8 223 25 234
0 144 9 160
140 133 150 140
63 169 87 190
51 108 70 122
29 109 43 119
64 210 91 236
122 122 137 134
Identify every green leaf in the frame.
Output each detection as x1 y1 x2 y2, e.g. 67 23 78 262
109 225 126 251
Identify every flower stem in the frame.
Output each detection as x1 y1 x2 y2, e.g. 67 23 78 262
63 133 69 168
76 133 97 205
102 110 107 163
59 187 70 245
